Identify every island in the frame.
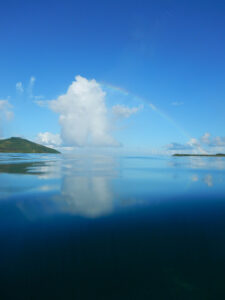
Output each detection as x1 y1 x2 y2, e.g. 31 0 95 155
0 137 60 153
173 153 225 157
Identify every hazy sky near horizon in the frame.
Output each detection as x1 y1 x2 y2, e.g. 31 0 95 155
1 0 225 153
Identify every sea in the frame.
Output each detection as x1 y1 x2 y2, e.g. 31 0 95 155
0 153 225 299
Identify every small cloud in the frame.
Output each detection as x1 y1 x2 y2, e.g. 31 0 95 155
187 138 206 154
187 138 200 147
36 132 62 147
0 100 14 137
201 132 211 145
28 76 36 98
30 76 36 85
209 136 225 147
34 95 45 100
4 110 14 121
112 104 143 118
171 101 184 106
17 76 44 100
166 133 225 155
199 133 225 149
16 82 24 93
0 100 14 120
35 100 48 107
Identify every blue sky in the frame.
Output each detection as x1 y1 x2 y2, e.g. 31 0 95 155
1 0 225 153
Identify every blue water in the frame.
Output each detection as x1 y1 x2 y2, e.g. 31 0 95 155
1 153 225 299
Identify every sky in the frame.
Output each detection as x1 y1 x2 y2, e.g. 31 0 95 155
0 0 225 154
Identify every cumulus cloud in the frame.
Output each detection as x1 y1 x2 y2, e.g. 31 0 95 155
208 136 225 147
49 75 119 147
199 132 225 149
112 104 143 118
167 133 225 154
172 137 206 154
36 132 62 147
166 137 205 153
16 82 24 93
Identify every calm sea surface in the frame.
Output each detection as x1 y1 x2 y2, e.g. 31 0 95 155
1 153 225 299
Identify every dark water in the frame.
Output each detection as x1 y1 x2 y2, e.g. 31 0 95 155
1 153 225 299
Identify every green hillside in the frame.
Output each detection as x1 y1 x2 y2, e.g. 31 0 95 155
0 137 60 153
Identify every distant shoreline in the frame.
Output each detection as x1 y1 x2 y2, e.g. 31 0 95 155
173 154 225 157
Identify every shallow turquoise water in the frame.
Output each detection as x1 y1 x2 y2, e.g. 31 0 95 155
0 153 225 299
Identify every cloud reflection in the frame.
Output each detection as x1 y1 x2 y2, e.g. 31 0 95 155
51 154 117 218
54 176 113 218
191 174 214 187
171 156 225 170
11 154 117 219
204 175 213 187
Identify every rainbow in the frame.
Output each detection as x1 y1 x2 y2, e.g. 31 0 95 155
101 82 206 154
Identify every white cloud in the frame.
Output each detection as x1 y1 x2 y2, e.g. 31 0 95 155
49 75 119 147
28 76 36 98
171 101 184 106
34 95 44 100
187 138 200 147
36 132 62 147
16 82 24 93
209 136 225 147
167 133 225 155
112 104 143 118
4 110 14 121
0 100 14 137
166 137 206 154
35 100 48 107
30 76 36 86
0 100 14 121
199 132 225 150
16 77 44 100
201 132 211 145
